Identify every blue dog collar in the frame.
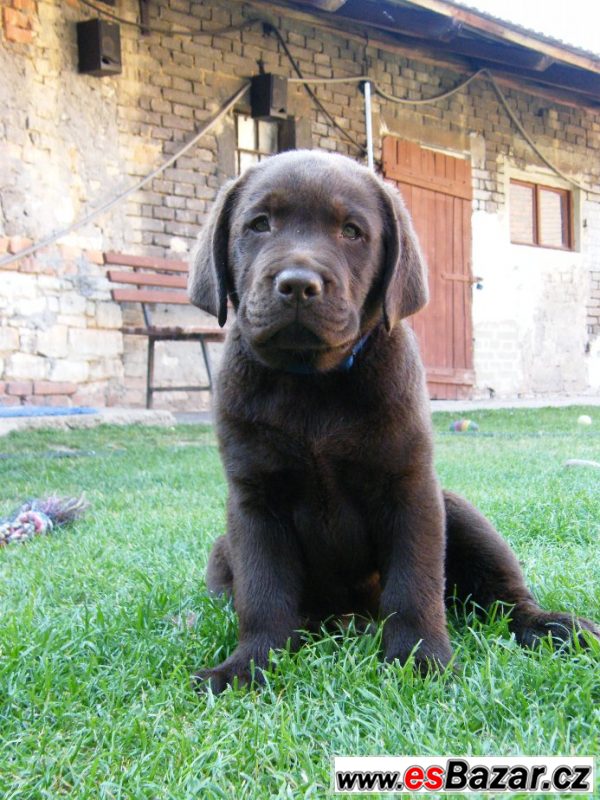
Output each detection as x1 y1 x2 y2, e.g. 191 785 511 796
339 330 372 370
284 330 373 375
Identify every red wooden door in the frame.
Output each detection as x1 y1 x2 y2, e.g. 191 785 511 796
383 137 474 399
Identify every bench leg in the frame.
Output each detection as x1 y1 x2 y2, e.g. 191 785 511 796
147 337 155 409
200 337 213 393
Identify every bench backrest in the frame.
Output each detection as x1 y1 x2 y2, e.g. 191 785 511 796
105 251 191 305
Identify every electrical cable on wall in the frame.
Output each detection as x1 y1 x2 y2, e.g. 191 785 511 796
78 0 261 38
266 23 366 156
290 68 596 195
77 1 595 193
484 71 592 194
3 18 597 267
0 83 250 269
77 2 365 154
289 68 487 106
374 69 487 106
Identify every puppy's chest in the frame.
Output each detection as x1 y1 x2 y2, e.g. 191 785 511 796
260 411 395 506
265 435 384 552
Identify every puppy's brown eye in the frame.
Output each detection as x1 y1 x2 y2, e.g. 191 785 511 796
250 215 270 233
341 223 361 240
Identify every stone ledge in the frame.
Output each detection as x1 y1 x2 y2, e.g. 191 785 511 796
33 381 77 395
0 408 177 437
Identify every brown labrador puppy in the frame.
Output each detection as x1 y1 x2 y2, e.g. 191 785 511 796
189 150 599 693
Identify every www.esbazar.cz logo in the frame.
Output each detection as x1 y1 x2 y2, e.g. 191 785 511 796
332 756 595 794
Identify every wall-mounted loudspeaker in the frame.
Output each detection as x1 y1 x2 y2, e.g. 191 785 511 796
76 19 122 77
250 74 288 120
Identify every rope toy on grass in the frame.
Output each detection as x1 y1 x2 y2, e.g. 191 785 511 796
0 496 88 547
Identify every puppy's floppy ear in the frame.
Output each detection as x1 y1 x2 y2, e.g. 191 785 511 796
377 178 429 332
188 175 242 327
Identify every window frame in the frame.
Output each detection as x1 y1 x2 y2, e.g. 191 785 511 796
235 113 281 174
509 178 573 251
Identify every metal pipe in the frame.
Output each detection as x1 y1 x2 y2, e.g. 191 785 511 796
363 80 375 171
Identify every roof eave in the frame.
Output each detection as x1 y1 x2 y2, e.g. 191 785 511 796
289 0 600 107
402 0 600 74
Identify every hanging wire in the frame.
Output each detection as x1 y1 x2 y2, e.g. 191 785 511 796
288 69 486 105
265 24 366 155
74 2 596 193
291 68 597 194
0 83 250 269
288 75 368 85
77 4 364 152
374 69 487 105
78 0 261 38
483 70 593 194
2 21 597 268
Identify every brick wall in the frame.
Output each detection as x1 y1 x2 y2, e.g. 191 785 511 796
1 0 599 406
2 0 37 44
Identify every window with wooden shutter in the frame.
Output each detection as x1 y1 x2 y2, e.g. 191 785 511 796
509 179 573 250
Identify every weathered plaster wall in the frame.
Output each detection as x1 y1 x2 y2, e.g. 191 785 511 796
1 0 599 407
582 196 600 392
472 210 590 397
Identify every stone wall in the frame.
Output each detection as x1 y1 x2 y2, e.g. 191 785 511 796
0 235 222 407
1 0 599 407
0 239 125 406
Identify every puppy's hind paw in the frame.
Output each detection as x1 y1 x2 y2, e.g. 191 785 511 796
512 607 600 651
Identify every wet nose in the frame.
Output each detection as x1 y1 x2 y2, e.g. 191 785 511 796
274 268 323 303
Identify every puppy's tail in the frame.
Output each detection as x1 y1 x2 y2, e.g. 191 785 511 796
443 491 600 648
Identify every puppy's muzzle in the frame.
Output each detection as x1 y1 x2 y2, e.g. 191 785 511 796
274 268 324 305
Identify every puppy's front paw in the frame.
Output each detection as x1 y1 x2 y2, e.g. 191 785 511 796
192 652 266 694
384 630 453 674
192 666 235 695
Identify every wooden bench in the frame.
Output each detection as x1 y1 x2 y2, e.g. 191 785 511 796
105 252 226 409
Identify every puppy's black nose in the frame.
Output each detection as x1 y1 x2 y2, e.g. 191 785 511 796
274 268 323 302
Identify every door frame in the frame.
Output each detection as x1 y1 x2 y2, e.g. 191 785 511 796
383 136 475 399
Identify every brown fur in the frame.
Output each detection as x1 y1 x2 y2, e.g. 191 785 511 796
188 151 599 693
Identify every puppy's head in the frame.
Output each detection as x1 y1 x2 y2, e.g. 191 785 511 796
189 151 428 372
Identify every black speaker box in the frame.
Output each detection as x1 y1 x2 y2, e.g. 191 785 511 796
77 18 122 77
250 74 288 120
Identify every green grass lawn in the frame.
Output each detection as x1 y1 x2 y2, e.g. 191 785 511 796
0 407 599 799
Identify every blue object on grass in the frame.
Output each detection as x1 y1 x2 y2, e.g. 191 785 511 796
0 406 98 418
